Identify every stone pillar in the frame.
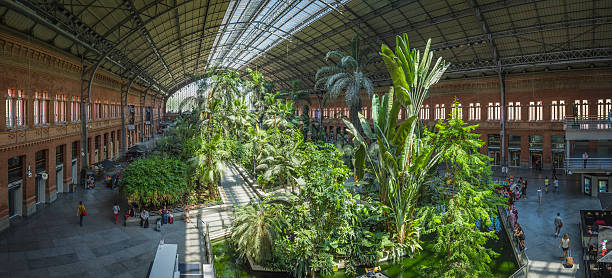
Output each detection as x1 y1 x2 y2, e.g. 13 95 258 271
23 149 36 216
0 152 9 231
47 146 57 203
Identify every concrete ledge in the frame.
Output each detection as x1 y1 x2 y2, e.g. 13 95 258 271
25 203 36 216
0 217 9 232
47 192 57 203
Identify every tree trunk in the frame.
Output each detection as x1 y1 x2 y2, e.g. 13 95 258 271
348 97 363 136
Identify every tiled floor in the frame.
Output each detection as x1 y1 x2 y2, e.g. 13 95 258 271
499 167 601 278
0 163 256 278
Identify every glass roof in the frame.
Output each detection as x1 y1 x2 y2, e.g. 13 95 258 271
208 0 348 70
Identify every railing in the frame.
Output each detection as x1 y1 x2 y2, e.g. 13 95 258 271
564 116 612 130
567 158 612 171
198 216 216 278
498 206 530 278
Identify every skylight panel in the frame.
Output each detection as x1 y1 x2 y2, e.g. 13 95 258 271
207 0 349 70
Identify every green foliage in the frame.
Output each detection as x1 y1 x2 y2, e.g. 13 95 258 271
419 113 505 278
316 34 375 135
121 156 190 208
231 201 285 265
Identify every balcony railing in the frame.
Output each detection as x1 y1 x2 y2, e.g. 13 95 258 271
564 115 612 130
567 158 612 171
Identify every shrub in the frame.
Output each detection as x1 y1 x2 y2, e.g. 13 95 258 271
121 156 190 208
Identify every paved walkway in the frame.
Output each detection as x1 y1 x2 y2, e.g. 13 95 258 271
499 168 601 278
0 162 256 278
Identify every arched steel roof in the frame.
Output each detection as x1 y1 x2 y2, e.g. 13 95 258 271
0 0 611 96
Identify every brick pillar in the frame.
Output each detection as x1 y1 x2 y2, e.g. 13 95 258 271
0 93 6 132
26 90 34 128
0 152 9 231
23 149 36 216
521 135 530 167
65 97 72 126
105 133 110 160
589 140 598 157
48 95 55 126
543 134 552 169
47 145 57 203
88 137 94 166
64 142 73 189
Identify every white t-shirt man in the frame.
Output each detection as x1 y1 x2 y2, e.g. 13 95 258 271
113 205 120 215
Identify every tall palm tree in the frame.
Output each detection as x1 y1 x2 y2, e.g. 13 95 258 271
231 202 283 265
315 34 375 135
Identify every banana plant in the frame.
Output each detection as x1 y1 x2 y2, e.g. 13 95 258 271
344 34 449 249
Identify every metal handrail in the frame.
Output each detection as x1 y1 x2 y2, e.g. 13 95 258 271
567 158 612 171
564 115 612 130
498 206 530 278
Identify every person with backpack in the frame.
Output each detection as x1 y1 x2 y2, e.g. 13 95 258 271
77 201 86 227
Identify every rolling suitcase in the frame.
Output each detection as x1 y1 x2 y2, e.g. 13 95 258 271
565 250 574 268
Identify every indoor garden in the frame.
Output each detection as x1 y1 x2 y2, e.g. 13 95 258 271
125 34 517 278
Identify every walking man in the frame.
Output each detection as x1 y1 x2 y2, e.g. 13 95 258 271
555 212 563 237
77 201 86 227
554 176 560 193
583 152 589 168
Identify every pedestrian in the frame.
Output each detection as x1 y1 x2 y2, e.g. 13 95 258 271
184 204 191 223
112 202 120 224
554 212 563 237
554 176 559 193
140 209 149 228
544 176 549 193
559 233 570 264
583 152 589 168
522 181 527 199
537 186 543 204
509 205 517 227
514 224 527 250
160 205 168 225
77 201 86 227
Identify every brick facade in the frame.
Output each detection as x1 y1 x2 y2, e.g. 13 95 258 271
0 33 164 232
305 70 612 170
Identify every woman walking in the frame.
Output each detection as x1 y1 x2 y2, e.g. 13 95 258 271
559 233 571 264
112 202 120 224
77 201 86 227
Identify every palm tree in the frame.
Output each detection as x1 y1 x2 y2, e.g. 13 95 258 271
231 201 283 265
315 34 375 135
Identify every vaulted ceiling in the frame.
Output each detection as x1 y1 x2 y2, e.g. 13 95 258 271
1 0 611 96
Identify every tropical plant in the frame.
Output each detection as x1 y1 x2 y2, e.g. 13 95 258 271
231 201 284 265
419 112 504 277
346 34 449 250
121 156 190 208
315 34 375 135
